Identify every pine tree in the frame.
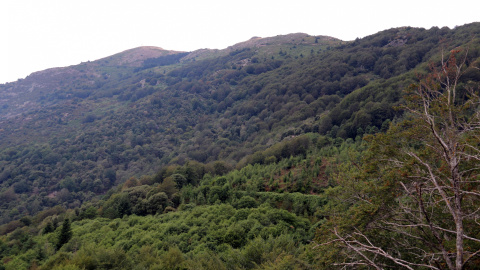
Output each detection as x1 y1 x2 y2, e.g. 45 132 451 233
56 218 72 250
42 222 54 234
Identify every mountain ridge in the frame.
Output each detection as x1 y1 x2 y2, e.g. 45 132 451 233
1 32 337 87
0 32 340 119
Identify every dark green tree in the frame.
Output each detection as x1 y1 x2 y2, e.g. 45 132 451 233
56 218 72 250
42 222 54 234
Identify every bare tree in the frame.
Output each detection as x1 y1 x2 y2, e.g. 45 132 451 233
320 49 480 269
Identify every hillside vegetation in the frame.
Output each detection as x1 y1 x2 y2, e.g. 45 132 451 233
0 23 480 269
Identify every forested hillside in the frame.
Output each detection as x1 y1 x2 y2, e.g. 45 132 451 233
0 23 480 269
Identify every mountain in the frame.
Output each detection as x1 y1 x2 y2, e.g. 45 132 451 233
0 22 480 270
0 46 182 119
0 23 479 225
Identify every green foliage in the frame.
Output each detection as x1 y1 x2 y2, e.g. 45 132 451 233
234 196 257 209
138 52 190 71
78 206 97 220
42 222 54 235
315 49 480 269
1 203 314 269
1 23 480 270
102 193 132 219
1 24 479 224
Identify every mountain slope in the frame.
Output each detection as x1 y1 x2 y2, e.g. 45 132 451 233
0 46 182 119
0 23 479 225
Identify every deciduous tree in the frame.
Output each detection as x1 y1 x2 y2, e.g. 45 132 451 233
318 49 480 269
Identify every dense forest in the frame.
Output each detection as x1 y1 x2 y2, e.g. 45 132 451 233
0 23 480 269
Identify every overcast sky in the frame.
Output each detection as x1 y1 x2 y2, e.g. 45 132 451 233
0 0 478 84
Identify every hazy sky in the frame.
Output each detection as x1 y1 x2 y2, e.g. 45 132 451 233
1 0 478 84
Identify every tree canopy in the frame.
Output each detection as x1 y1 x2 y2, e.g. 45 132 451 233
316 49 480 269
